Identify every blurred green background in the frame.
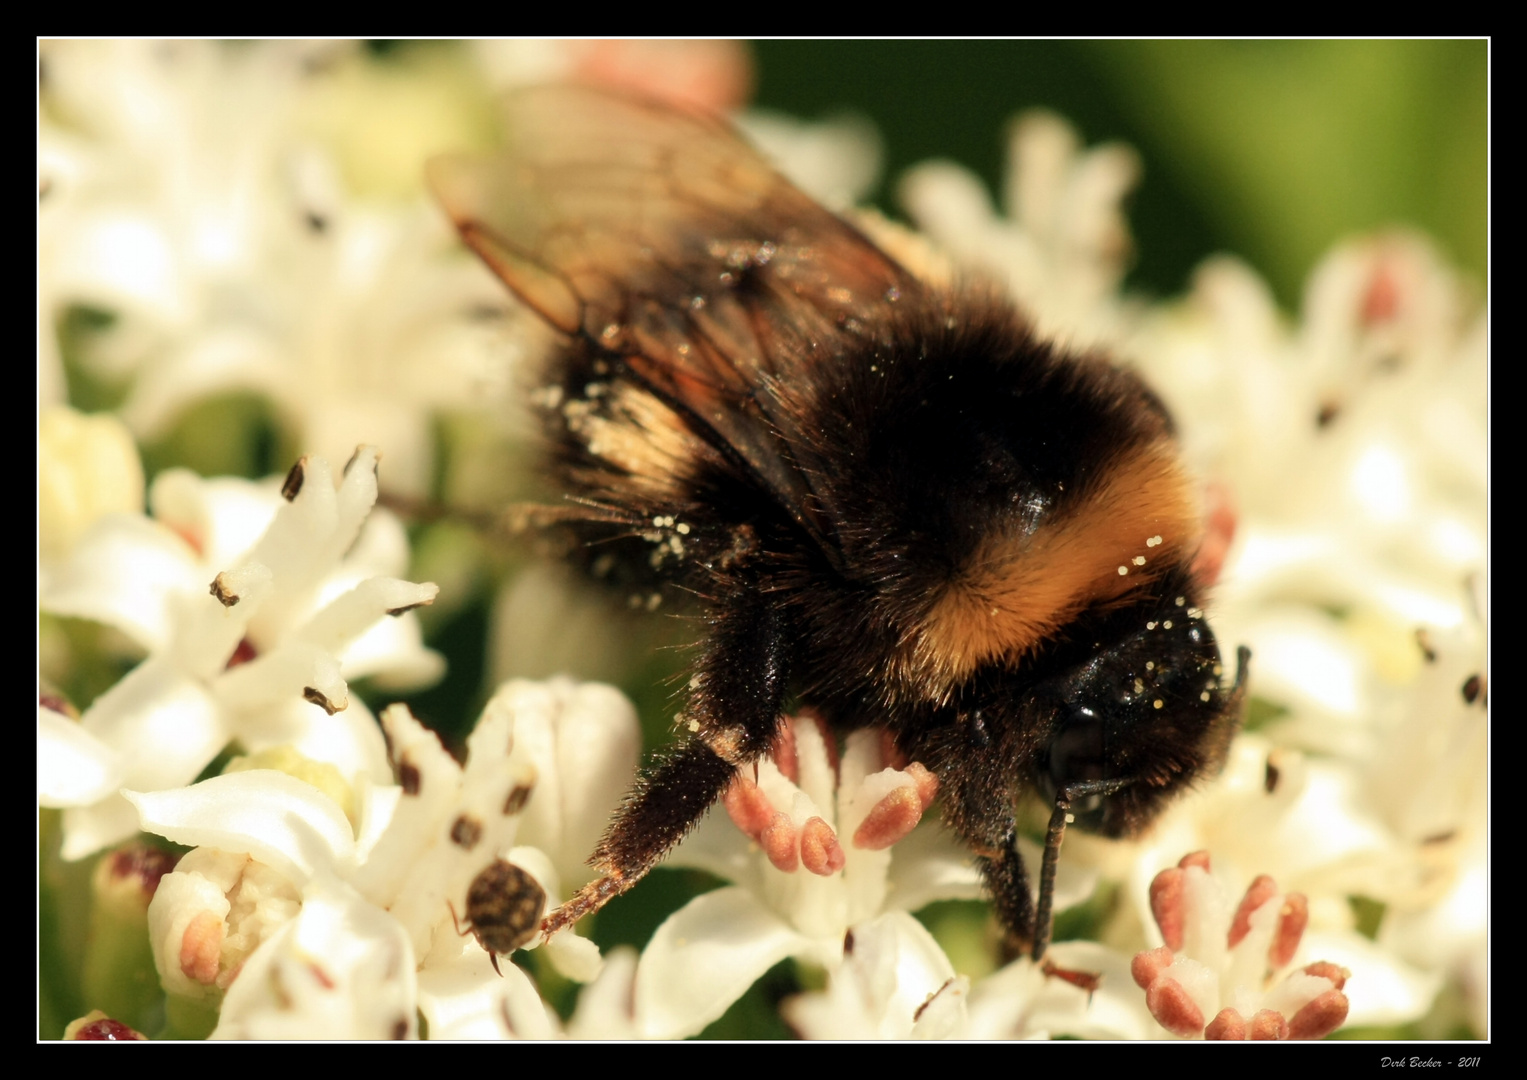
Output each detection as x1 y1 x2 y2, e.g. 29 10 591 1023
751 40 1487 310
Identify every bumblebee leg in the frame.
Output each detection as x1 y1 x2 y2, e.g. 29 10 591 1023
913 725 1038 951
979 831 1037 955
543 591 791 936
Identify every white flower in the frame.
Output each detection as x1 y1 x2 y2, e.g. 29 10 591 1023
134 772 422 1040
128 677 638 1039
1121 230 1486 1033
885 123 1483 1040
37 406 144 568
39 40 513 497
1129 851 1353 1039
565 946 643 1041
851 221 1484 1039
737 108 883 211
213 872 419 1040
624 713 1097 1039
1135 233 1484 654
1056 733 1439 1032
630 716 974 1038
784 920 1162 1041
898 109 1141 347
1370 605 1488 1036
488 678 643 901
782 911 969 1040
962 942 1163 1041
39 448 441 860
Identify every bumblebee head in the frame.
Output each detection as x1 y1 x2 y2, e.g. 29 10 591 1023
1030 598 1248 838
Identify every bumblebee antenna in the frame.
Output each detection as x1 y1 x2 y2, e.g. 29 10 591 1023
1032 776 1133 963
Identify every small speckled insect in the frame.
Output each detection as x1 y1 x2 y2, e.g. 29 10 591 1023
431 85 1248 960
454 860 546 975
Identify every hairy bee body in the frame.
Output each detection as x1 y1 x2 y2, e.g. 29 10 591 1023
431 86 1246 950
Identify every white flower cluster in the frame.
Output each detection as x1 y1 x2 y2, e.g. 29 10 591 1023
127 680 628 1039
39 41 1484 1041
40 446 440 859
39 40 517 497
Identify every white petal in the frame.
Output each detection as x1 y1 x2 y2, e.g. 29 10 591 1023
149 469 280 575
241 457 344 636
213 876 417 1040
881 823 985 913
294 577 438 656
543 927 604 984
566 947 641 1040
416 943 559 1040
215 639 349 717
910 975 969 1040
900 160 996 246
635 885 813 1039
349 705 462 913
1239 607 1371 735
964 942 1153 1041
1269 761 1398 888
851 912 958 1037
1302 929 1440 1028
61 799 145 863
340 504 412 578
354 781 402 865
1039 942 1158 1040
41 513 200 652
737 109 882 208
333 608 444 691
38 707 123 807
661 803 763 892
78 657 226 789
127 770 356 884
489 679 641 891
784 911 959 1040
334 447 382 552
285 696 394 788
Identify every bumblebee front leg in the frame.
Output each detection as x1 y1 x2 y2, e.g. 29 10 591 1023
542 589 791 935
978 832 1038 956
1029 777 1134 961
972 778 1137 962
913 722 1039 952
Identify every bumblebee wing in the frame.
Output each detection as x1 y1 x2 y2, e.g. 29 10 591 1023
429 85 918 555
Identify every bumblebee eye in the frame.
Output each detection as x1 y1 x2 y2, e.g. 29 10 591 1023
1045 705 1109 816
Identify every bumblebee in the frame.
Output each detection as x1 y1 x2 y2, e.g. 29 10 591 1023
430 85 1248 958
